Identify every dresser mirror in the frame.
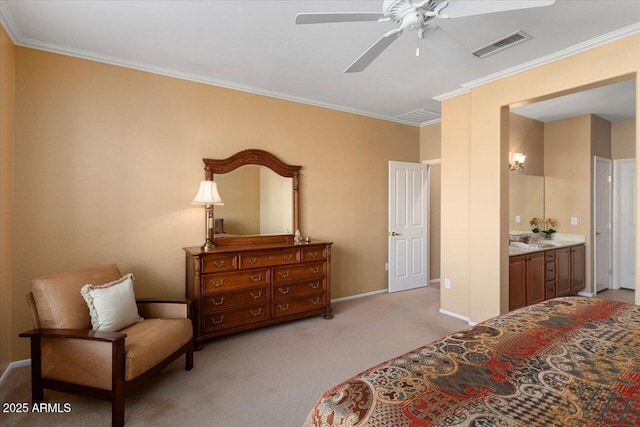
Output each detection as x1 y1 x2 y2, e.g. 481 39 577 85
509 173 544 234
202 149 300 245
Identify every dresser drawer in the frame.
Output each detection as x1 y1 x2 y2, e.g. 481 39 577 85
301 246 326 262
239 248 300 269
202 304 269 332
273 279 325 300
202 269 270 293
273 294 326 318
202 254 238 273
273 262 325 284
201 286 269 313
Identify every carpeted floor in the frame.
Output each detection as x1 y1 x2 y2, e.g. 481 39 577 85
0 286 468 427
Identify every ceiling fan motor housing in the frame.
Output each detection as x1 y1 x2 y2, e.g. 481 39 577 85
384 0 438 31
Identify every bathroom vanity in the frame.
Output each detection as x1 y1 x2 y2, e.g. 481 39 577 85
509 241 585 311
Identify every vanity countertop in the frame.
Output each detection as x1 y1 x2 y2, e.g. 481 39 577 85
509 240 585 256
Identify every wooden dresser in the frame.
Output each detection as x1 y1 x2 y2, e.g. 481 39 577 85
185 241 333 349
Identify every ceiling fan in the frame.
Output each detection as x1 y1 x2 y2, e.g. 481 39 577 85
295 0 555 73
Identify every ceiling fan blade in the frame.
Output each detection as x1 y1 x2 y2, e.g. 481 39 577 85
295 12 386 25
442 0 555 19
345 28 403 73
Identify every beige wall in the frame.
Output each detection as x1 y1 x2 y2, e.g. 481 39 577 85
11 47 419 360
0 25 15 376
544 115 594 287
420 123 441 280
441 94 472 317
612 118 636 159
509 113 544 176
440 34 640 322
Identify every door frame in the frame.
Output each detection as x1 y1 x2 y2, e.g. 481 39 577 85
593 156 612 294
388 161 430 292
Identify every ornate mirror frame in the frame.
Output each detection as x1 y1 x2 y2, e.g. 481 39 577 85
202 149 301 245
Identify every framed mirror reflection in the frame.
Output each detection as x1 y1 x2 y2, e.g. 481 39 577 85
202 149 300 245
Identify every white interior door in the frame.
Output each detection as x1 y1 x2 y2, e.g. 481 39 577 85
614 158 636 290
388 161 428 293
594 156 612 293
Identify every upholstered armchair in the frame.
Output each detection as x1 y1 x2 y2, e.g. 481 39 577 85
19 264 194 427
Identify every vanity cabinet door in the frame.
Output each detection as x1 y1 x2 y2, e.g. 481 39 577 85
570 245 585 293
509 255 527 311
526 252 545 306
556 248 571 296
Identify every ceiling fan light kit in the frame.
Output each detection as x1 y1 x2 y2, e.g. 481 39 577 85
295 0 555 72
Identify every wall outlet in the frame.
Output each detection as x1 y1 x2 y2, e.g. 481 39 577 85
384 262 389 271
571 217 578 225
444 278 451 289
515 215 521 223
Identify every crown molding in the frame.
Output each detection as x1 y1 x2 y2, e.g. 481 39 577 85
0 1 22 42
433 22 640 102
432 87 471 102
419 118 442 127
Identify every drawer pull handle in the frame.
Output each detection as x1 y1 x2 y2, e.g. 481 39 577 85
278 270 290 278
213 260 225 268
211 315 224 325
250 308 262 317
308 251 319 258
210 297 225 306
247 257 257 264
284 254 294 260
309 282 320 289
250 291 263 299
209 279 224 287
278 304 289 311
279 287 290 295
310 297 320 305
249 274 262 282
310 266 321 274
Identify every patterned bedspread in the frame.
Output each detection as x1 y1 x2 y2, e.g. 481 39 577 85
304 297 640 427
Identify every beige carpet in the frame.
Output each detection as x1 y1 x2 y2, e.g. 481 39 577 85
0 286 468 427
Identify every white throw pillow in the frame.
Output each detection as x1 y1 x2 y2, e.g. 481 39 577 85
81 273 143 331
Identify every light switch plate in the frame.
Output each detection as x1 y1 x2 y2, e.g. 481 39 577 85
571 217 578 225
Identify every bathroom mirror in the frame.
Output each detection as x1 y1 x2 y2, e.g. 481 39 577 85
202 149 300 245
509 174 544 234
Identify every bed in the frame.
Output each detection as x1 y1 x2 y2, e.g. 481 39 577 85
304 297 640 427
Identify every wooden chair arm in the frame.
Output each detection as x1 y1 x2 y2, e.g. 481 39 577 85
19 328 126 342
136 298 192 305
136 299 193 320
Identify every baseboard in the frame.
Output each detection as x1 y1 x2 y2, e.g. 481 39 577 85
0 358 31 387
332 289 387 304
578 291 596 297
438 308 471 323
429 278 440 284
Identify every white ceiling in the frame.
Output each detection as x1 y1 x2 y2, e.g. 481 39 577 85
512 78 636 123
1 0 639 126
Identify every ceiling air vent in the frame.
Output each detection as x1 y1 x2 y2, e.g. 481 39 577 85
396 108 440 125
472 31 532 59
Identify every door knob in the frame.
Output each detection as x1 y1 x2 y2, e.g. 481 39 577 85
389 231 401 237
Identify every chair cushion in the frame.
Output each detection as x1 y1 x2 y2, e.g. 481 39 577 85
81 273 143 331
31 264 122 329
42 318 193 389
122 318 193 381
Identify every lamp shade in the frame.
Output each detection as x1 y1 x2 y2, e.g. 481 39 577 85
192 180 224 205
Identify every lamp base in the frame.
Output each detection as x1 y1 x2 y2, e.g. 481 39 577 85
202 239 215 252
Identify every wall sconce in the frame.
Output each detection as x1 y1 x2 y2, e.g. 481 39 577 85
192 180 224 251
509 152 526 173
